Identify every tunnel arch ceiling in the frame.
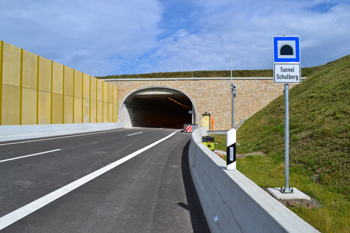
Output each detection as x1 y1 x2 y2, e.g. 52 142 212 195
119 86 198 129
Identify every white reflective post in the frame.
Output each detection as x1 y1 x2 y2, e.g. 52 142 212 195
226 128 237 170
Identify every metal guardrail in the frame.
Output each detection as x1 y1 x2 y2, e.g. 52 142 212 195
235 118 245 130
208 118 245 134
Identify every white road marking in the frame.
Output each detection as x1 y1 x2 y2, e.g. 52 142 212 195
127 132 142 136
0 130 180 230
0 129 125 147
0 149 61 163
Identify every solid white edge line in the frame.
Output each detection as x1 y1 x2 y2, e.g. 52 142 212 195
0 149 61 163
0 129 125 146
0 130 180 230
127 132 142 136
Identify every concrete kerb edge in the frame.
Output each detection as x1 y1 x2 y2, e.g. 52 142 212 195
0 122 124 142
188 127 320 233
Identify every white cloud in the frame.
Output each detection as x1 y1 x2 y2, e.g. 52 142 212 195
142 0 350 73
0 0 349 75
0 0 163 76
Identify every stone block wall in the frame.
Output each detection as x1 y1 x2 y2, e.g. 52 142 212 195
108 78 296 131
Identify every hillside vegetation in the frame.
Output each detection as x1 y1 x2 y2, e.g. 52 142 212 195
238 55 350 196
98 67 317 79
234 56 350 232
210 56 349 232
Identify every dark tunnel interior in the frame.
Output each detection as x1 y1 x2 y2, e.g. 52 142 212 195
124 92 194 129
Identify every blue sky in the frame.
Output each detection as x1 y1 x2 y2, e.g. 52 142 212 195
1 0 349 76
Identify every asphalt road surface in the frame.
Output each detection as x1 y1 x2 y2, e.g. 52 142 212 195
0 128 210 233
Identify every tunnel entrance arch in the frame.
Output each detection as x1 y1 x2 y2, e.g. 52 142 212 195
119 86 198 128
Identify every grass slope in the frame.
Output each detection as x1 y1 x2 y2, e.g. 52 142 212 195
234 55 350 232
238 55 350 195
98 67 317 79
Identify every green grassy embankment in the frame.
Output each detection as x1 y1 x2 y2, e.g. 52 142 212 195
98 67 318 79
213 55 350 232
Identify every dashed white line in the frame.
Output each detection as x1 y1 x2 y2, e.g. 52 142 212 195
127 132 142 136
0 149 61 163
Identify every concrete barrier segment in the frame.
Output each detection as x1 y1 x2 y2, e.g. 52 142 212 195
189 127 320 233
0 122 124 142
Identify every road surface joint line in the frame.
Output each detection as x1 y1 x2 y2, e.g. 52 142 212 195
0 149 61 163
0 129 125 146
0 130 180 230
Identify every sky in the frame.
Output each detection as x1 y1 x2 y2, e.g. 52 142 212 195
0 0 349 76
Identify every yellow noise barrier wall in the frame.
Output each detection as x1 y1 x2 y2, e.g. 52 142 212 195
0 41 118 125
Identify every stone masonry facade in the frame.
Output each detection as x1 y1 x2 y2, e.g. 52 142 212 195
107 78 295 131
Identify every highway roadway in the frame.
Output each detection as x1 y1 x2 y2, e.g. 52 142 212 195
0 128 210 233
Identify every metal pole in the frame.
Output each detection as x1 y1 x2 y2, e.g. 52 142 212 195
231 59 235 128
284 84 290 192
232 90 235 128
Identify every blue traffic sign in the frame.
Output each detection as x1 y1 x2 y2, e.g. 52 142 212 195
273 36 300 63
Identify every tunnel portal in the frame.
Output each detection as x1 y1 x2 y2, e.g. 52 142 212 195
120 87 197 129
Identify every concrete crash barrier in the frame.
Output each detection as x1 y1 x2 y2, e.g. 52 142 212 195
0 122 124 142
189 127 319 233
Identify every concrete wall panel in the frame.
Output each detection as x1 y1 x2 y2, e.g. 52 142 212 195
103 102 108 122
2 42 21 87
113 86 118 105
91 77 97 101
0 42 2 125
22 50 38 90
52 93 63 124
103 82 108 103
38 56 51 92
64 96 73 123
1 123 124 142
97 79 103 102
83 99 90 123
109 84 113 103
109 104 113 122
22 88 37 125
38 91 51 124
74 70 82 98
97 101 102 123
113 104 118 122
52 62 63 94
83 73 90 99
64 66 74 97
2 84 20 125
189 128 319 233
90 100 96 123
74 97 82 123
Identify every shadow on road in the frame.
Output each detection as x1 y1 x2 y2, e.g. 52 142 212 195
180 140 211 233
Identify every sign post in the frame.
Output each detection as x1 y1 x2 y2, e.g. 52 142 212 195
273 36 300 193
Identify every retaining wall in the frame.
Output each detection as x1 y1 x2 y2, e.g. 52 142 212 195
189 127 319 233
107 78 298 130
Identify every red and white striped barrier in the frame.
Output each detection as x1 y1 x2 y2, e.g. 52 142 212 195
185 125 193 133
